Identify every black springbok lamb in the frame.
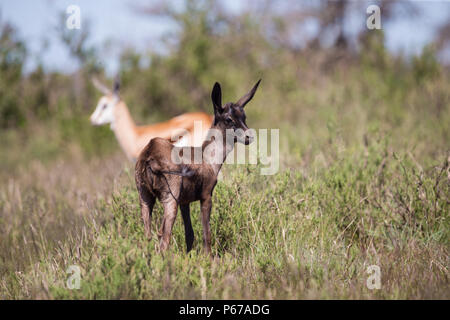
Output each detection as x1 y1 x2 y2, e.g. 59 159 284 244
135 80 261 254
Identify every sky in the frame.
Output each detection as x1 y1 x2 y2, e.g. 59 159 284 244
1 0 449 75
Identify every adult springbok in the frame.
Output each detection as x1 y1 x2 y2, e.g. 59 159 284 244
135 79 261 255
90 78 213 161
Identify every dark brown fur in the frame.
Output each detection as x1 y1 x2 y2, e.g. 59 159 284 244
135 80 261 254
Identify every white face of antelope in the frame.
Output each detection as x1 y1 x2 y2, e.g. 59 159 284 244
90 95 117 128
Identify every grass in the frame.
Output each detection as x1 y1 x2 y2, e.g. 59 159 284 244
0 135 448 299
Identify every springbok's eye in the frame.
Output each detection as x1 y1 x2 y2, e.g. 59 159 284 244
102 104 108 110
226 118 233 124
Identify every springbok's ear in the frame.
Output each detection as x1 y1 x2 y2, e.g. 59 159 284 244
92 77 111 95
113 76 120 96
236 79 261 108
211 82 223 114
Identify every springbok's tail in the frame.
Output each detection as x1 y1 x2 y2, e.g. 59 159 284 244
147 157 194 177
147 161 193 204
158 166 194 177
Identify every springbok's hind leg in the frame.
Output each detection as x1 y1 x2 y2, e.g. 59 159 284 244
200 197 212 256
181 204 194 253
138 187 155 240
159 200 178 252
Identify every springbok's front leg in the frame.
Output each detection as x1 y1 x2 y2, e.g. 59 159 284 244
200 197 212 255
138 187 155 240
181 204 194 253
159 200 178 252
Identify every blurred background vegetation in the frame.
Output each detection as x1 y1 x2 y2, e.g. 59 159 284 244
0 0 448 299
1 0 448 170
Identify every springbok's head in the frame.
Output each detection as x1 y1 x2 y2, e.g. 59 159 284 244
211 79 261 145
90 77 121 128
